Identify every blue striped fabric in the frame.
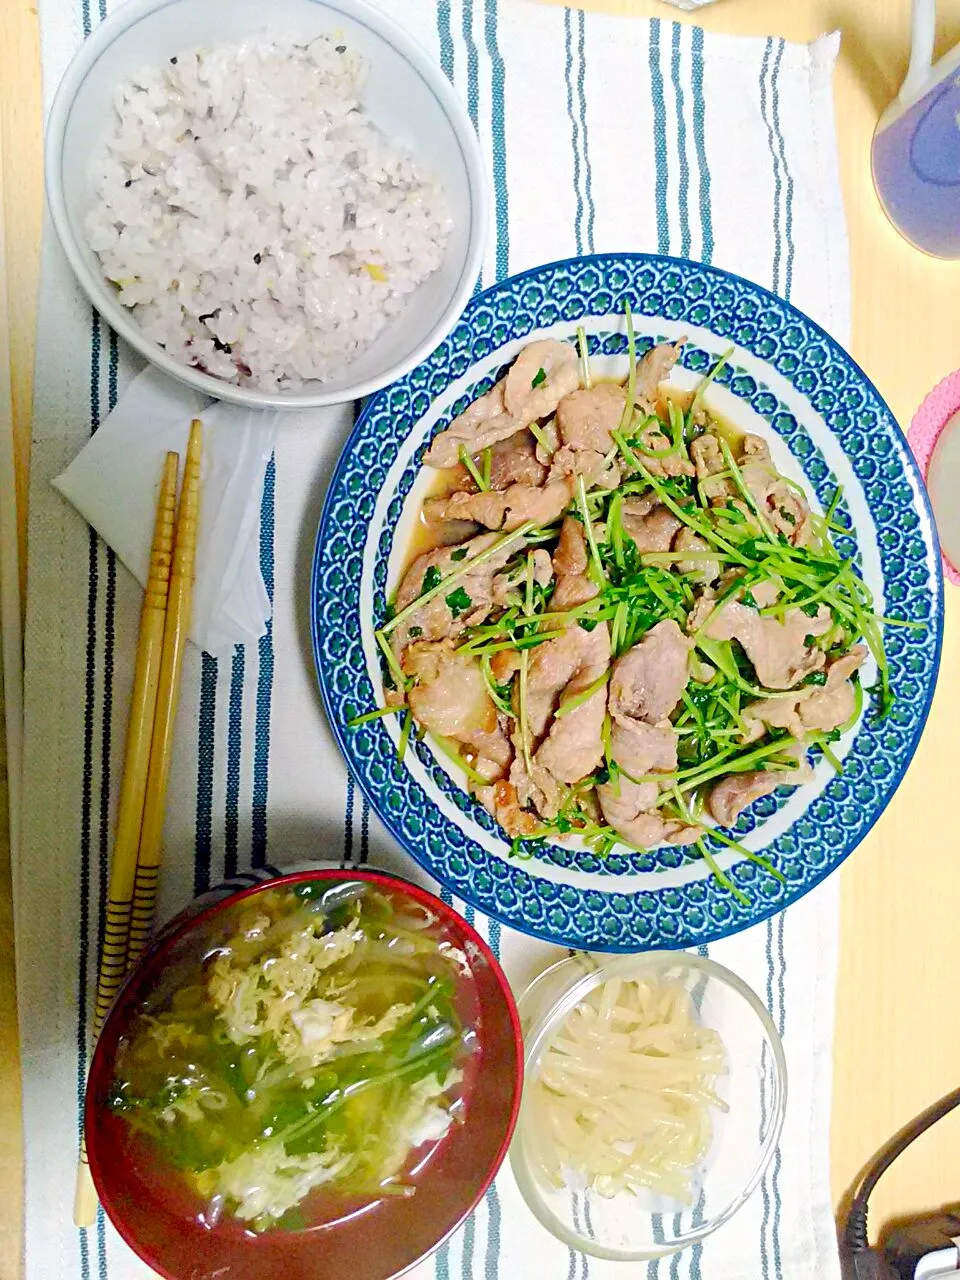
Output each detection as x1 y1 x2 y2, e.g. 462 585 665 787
20 3 849 1278
223 646 245 879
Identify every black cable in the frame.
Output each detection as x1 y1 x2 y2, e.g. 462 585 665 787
841 1084 960 1278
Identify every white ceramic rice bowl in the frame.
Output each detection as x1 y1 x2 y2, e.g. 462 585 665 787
45 0 488 409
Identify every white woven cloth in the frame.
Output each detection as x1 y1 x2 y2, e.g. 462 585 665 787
18 2 849 1277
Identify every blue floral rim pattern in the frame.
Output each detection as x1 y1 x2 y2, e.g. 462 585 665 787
311 254 943 951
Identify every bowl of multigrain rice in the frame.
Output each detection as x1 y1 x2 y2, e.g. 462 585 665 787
45 0 488 409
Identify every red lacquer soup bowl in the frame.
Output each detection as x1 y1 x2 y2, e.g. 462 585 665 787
86 869 523 1280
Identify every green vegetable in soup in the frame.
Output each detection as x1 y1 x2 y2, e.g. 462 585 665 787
110 885 469 1232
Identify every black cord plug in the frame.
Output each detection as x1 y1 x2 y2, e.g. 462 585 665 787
839 1085 960 1280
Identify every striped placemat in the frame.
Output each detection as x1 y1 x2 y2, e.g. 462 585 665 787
19 3 847 1277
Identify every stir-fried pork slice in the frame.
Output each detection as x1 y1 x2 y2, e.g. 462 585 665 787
548 441 619 490
800 647 866 731
553 513 589 579
693 598 832 690
598 778 701 849
476 778 540 837
391 532 519 653
449 430 547 493
555 383 626 453
634 340 685 410
608 719 678 779
597 715 698 848
740 694 808 743
742 646 867 740
708 743 813 826
674 527 721 585
633 421 696 480
736 435 813 546
492 548 553 607
695 433 812 546
534 418 560 464
741 646 866 740
547 383 626 490
522 623 610 746
621 496 682 553
763 479 812 545
551 516 599 610
423 380 521 469
548 444 622 491
425 343 578 470
608 620 693 725
495 431 550 488
422 477 573 532
504 340 580 421
404 642 496 738
690 433 732 503
404 642 513 784
534 623 611 785
508 753 566 821
425 518 482 548
462 721 514 782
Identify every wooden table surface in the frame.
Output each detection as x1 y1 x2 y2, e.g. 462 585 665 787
2 0 959 1275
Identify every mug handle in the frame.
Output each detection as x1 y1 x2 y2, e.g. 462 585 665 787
901 0 936 103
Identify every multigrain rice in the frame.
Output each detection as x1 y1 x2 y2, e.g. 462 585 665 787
85 36 453 391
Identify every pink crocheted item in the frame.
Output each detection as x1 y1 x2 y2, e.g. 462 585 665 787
907 369 960 585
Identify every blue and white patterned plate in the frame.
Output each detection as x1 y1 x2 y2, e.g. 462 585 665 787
311 254 943 952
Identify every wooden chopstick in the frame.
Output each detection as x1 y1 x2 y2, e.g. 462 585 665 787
74 419 203 1227
74 450 180 1227
126 418 203 969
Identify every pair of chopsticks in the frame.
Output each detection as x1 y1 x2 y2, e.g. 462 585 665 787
73 420 203 1227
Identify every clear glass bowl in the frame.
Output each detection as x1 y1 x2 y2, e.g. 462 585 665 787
509 952 787 1262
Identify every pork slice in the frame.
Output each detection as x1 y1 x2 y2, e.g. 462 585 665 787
533 418 560 464
621 498 682 553
422 478 572 532
392 532 518 653
708 743 814 826
596 718 697 847
404 642 497 741
734 435 813 547
484 430 548 490
798 646 867 732
534 623 611 785
740 695 807 743
491 548 553 606
555 383 626 453
633 422 696 479
674 526 721 585
504 340 580 421
448 429 548 494
551 516 599 610
763 480 813 546
598 779 701 849
608 620 693 725
697 599 832 690
477 778 540 837
690 433 733 503
554 514 589 578
634 341 685 410
462 720 514 783
424 379 528 469
523 623 609 745
608 719 678 779
508 754 566 822
741 645 867 740
547 444 622 492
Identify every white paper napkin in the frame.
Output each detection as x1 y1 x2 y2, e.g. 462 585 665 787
51 365 278 656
